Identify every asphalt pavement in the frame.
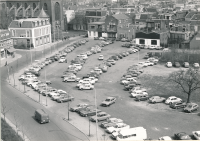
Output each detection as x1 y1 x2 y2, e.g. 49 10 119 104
1 37 90 141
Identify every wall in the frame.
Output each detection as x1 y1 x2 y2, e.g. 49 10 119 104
190 34 200 49
136 38 160 46
87 31 98 38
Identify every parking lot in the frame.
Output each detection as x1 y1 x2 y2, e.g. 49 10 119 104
14 38 200 140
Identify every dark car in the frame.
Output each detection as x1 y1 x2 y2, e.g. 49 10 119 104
170 102 187 109
94 37 99 40
116 54 123 59
109 55 119 61
135 95 149 101
174 62 181 68
57 96 74 103
144 55 149 59
79 108 101 117
124 84 136 90
174 132 192 140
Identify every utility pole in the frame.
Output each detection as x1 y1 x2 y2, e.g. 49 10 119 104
7 65 10 83
68 93 70 120
88 116 91 136
11 66 16 87
30 39 32 65
94 88 98 141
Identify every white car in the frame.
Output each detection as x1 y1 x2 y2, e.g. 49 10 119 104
99 37 105 40
68 64 82 70
131 91 148 98
88 77 98 82
138 62 148 67
193 63 200 68
76 81 91 88
163 48 170 51
107 118 123 123
192 131 200 140
165 96 182 105
59 57 66 63
63 77 80 82
79 83 94 90
106 123 130 134
48 92 60 97
57 89 67 94
79 78 95 85
98 55 104 60
121 78 137 85
144 61 154 66
166 62 172 68
158 136 172 140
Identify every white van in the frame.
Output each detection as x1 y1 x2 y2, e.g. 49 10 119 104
116 127 147 141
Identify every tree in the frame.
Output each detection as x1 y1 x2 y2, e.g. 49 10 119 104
168 68 200 103
1 101 11 120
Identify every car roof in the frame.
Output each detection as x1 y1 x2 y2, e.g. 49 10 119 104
107 97 115 99
98 112 107 114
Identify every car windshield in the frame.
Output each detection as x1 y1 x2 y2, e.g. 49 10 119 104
187 105 193 108
105 99 110 101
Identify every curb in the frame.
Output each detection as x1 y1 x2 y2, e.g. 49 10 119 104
1 114 30 141
63 117 90 141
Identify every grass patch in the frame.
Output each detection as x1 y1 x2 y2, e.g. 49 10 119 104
139 74 200 104
1 118 23 141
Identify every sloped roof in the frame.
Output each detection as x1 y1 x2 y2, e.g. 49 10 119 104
112 13 129 20
37 8 49 18
191 14 200 20
68 15 87 25
185 11 198 19
145 8 157 13
99 16 106 22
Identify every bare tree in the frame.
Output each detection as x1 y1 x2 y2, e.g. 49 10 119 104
13 113 21 135
168 68 200 103
1 101 11 120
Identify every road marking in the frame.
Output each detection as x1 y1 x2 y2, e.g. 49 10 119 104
164 127 169 130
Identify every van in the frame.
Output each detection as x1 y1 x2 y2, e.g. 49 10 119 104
35 109 50 124
116 127 147 141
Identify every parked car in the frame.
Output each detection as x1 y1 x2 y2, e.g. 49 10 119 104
170 102 187 109
51 94 66 101
101 97 116 107
131 91 148 98
70 103 88 112
135 95 149 101
79 83 94 90
158 136 172 140
59 57 66 63
79 108 101 117
98 55 104 60
100 118 123 128
174 62 181 67
193 63 200 68
90 112 111 122
165 96 182 105
63 77 80 82
149 96 166 104
166 62 172 68
192 131 200 140
183 103 199 113
107 59 116 65
106 123 130 134
174 132 192 140
183 62 189 68
57 96 74 103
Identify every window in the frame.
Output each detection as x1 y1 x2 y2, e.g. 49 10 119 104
91 26 95 29
2 3 5 9
9 3 12 9
139 39 145 44
46 27 48 34
40 37 42 45
26 30 30 37
119 20 121 23
25 3 28 9
151 40 157 45
44 3 47 11
12 30 15 36
47 35 50 43
36 38 38 46
33 3 36 9
44 36 46 44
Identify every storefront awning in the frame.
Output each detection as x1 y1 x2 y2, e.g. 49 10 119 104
7 48 16 53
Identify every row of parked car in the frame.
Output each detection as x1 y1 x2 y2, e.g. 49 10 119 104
18 39 89 103
166 61 200 68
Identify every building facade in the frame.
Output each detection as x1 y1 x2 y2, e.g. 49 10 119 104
0 0 63 34
8 18 51 49
0 30 14 59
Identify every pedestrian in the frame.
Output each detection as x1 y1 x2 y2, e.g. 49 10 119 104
5 61 7 66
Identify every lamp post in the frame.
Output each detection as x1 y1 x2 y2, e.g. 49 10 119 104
7 65 10 83
94 88 98 141
11 66 16 87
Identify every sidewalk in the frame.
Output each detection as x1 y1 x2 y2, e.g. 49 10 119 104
6 37 108 141
1 114 30 141
0 53 22 67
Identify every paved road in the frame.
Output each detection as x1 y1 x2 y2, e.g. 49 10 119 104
1 39 89 141
37 39 200 139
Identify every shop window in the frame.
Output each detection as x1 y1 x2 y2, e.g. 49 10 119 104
139 39 145 44
47 35 50 43
151 40 157 45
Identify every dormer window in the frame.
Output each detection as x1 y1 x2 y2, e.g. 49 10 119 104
37 21 39 26
19 22 22 27
35 21 38 27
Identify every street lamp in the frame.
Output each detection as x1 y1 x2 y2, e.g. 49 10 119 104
7 65 10 83
11 66 16 87
94 88 98 141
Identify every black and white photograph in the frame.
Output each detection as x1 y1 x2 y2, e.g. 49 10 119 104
1 0 200 140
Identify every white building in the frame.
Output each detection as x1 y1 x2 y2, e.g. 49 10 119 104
64 10 75 23
8 9 51 49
